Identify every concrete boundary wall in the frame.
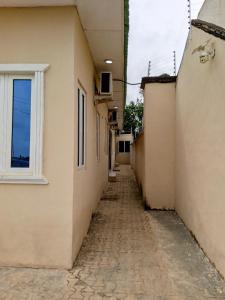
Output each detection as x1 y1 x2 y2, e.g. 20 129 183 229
133 133 145 196
134 82 176 210
176 25 225 278
134 7 225 277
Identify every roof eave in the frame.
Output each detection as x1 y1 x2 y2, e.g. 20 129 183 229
0 0 77 6
141 75 177 90
192 19 225 41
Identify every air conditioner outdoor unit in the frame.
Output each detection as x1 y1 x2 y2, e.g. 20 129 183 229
100 72 113 95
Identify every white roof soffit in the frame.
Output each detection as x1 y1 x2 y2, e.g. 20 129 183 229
0 0 124 77
0 0 124 79
76 0 124 76
0 0 125 122
0 0 77 6
76 0 125 127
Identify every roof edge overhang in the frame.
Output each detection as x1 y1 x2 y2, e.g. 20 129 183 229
141 75 177 90
192 19 225 41
0 0 127 129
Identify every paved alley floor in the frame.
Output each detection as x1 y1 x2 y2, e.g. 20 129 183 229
0 165 225 300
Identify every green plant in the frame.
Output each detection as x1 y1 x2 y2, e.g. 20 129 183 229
124 99 143 136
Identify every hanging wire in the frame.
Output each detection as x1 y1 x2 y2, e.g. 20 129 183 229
126 0 205 103
113 79 141 85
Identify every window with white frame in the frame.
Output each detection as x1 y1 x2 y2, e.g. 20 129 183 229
118 141 130 153
0 64 49 184
77 87 86 167
96 112 100 161
104 118 108 155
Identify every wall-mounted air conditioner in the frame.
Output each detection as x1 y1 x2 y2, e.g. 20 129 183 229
100 72 113 95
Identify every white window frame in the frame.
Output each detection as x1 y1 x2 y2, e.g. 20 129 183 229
0 64 49 184
118 140 130 153
104 118 108 155
77 86 86 168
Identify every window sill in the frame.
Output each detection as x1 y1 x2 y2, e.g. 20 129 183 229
77 166 86 171
0 176 48 185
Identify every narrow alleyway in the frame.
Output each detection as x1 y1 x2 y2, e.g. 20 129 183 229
0 165 225 300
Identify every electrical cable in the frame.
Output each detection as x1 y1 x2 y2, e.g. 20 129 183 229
113 79 141 85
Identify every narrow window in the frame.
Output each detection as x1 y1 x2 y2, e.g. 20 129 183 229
77 86 86 167
104 119 108 154
101 73 110 93
108 110 117 122
0 64 49 184
82 94 85 165
96 113 100 160
119 141 124 152
125 141 130 153
11 79 32 168
112 111 117 121
77 89 80 166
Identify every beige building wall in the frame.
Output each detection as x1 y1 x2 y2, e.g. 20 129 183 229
116 154 130 165
72 9 108 260
144 83 175 209
176 26 225 278
199 0 225 28
133 133 145 195
130 143 135 169
0 7 75 269
0 7 109 269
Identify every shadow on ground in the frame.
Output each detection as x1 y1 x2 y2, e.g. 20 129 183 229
0 165 224 300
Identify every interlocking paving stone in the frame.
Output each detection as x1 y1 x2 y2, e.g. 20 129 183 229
0 165 224 299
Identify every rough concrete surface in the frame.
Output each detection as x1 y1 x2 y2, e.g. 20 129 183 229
0 165 224 299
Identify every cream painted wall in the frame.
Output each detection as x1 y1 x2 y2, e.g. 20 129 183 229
116 153 130 165
0 7 75 268
130 143 135 169
0 6 109 269
144 83 175 209
176 26 225 277
133 133 145 195
72 8 108 261
199 0 225 28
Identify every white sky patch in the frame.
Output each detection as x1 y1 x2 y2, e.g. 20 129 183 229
126 0 205 103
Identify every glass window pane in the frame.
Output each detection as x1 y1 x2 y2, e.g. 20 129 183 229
119 141 124 152
96 113 100 160
77 88 80 166
82 94 85 165
125 141 130 153
77 88 85 167
101 73 110 93
11 79 32 168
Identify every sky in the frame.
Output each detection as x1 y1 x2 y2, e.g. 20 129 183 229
126 0 205 103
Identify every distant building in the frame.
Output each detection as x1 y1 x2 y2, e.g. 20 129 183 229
116 133 134 165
